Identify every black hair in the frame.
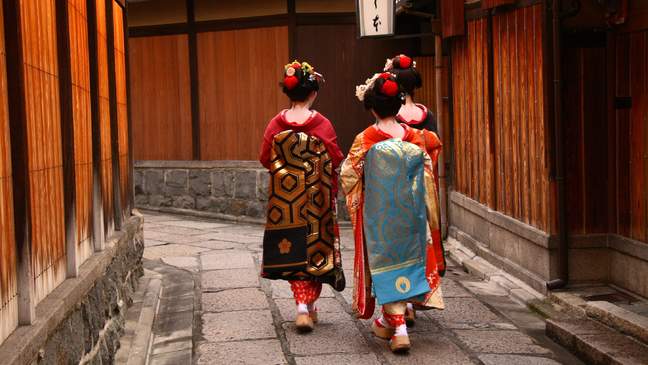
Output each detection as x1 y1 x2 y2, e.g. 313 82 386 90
281 66 320 102
389 55 422 97
363 75 404 119
392 67 422 96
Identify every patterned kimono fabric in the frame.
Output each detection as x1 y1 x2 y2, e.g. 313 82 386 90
398 104 446 275
261 130 343 305
341 125 444 321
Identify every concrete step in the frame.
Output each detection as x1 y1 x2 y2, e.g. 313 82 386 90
547 318 648 365
114 269 163 365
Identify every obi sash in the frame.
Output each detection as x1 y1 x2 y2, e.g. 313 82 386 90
363 139 430 305
261 130 342 287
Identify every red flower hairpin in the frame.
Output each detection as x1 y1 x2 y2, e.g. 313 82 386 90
381 79 399 96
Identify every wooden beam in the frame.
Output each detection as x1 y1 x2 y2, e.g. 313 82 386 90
482 0 516 10
87 0 106 251
3 0 34 325
187 0 201 160
295 12 355 25
123 3 134 210
106 0 123 230
55 0 79 278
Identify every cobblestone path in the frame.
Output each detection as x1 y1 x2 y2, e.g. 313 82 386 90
141 212 582 365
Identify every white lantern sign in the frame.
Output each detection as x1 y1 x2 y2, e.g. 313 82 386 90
356 0 395 37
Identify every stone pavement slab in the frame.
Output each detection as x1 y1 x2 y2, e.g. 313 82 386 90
201 250 255 270
373 335 475 365
294 353 381 365
454 329 553 354
202 288 269 313
201 268 260 290
203 310 276 342
479 354 562 365
283 320 371 356
197 339 287 365
144 243 210 260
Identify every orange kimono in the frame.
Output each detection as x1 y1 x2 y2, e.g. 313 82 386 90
340 125 444 319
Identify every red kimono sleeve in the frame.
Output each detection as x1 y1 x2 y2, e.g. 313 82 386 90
318 119 344 170
259 119 279 169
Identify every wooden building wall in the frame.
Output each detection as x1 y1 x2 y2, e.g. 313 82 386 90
0 0 18 344
129 35 193 160
612 31 648 243
127 0 425 160
0 0 132 344
197 26 288 160
450 3 553 233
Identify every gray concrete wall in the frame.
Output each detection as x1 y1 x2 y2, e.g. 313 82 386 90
0 213 145 364
449 190 648 298
134 160 350 222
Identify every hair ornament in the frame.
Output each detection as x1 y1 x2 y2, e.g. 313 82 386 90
383 58 394 72
381 79 399 96
397 54 412 69
284 75 299 90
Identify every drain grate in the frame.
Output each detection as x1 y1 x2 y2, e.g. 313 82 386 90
584 292 638 304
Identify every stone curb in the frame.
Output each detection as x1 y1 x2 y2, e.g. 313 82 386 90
445 237 544 305
546 318 648 365
117 270 163 365
549 292 648 346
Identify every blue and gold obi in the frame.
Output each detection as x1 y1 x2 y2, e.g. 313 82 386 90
363 139 429 305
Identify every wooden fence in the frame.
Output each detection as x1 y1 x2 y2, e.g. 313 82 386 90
0 0 132 344
451 4 554 233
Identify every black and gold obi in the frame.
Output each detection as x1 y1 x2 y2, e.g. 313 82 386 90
261 130 343 288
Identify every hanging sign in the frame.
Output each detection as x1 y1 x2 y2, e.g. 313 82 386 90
356 0 395 38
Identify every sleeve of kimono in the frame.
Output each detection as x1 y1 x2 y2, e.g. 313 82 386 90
422 130 443 164
340 134 364 199
259 120 278 169
319 119 345 170
422 151 440 232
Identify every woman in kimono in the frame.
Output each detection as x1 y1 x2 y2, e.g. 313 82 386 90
259 60 345 333
385 54 446 325
341 72 444 353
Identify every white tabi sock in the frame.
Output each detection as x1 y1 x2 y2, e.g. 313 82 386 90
406 303 414 311
297 303 309 314
394 324 408 337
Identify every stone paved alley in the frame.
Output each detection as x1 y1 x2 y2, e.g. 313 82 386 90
123 212 584 365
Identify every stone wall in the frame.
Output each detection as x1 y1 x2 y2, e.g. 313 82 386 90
134 161 350 222
449 190 648 298
0 213 144 364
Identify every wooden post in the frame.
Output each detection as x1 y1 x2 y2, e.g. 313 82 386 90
56 0 80 278
3 0 34 324
187 0 201 160
435 33 448 238
123 4 135 211
87 0 106 251
106 0 124 231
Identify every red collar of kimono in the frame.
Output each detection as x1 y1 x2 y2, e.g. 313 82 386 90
363 124 419 148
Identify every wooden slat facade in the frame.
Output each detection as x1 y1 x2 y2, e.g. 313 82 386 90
492 4 551 232
129 35 193 160
451 4 552 233
96 0 114 235
451 18 493 207
69 0 93 265
113 1 129 215
613 31 648 243
20 0 67 304
0 0 18 344
197 26 288 160
0 0 132 344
